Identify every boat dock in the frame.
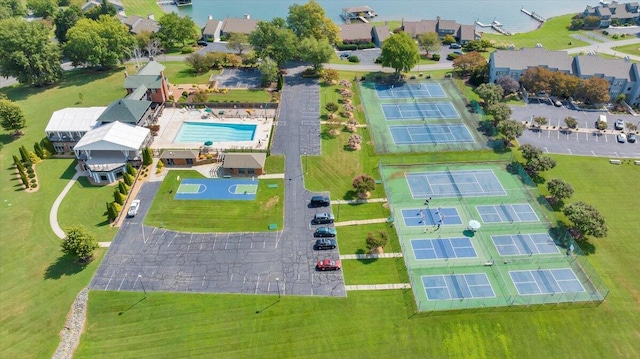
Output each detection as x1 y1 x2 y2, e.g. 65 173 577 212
521 7 545 23
475 20 491 28
491 20 512 36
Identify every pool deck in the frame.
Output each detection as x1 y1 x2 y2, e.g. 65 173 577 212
151 107 276 150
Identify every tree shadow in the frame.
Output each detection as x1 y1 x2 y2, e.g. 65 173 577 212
0 133 16 147
356 257 378 265
44 254 88 280
59 159 78 180
342 190 358 200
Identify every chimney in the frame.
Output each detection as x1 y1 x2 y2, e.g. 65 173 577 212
244 13 250 19
208 15 213 20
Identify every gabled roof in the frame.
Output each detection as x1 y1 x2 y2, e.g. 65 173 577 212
75 121 150 151
340 23 373 41
98 98 152 124
126 85 149 100
203 19 222 36
45 107 106 133
124 61 165 89
222 152 266 169
136 61 165 76
222 18 259 34
458 24 477 42
372 25 390 43
159 149 199 159
130 17 160 34
491 48 572 72
574 55 637 81
437 19 458 31
402 20 437 37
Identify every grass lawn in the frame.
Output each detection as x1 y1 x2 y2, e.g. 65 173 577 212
157 62 220 85
333 202 389 223
207 89 272 103
342 258 407 285
144 170 283 232
121 0 166 19
482 14 588 50
76 154 640 358
612 43 640 57
264 155 285 174
336 222 400 254
0 68 129 357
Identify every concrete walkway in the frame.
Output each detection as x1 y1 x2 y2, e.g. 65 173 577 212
50 170 82 239
340 252 403 259
345 283 411 291
334 218 389 227
258 173 285 179
331 198 387 205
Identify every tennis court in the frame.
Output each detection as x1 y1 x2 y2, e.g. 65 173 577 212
411 238 477 260
509 269 585 295
422 273 496 300
401 207 462 227
375 82 446 99
382 102 459 120
174 178 258 200
406 169 506 199
390 124 474 144
476 204 539 223
492 234 560 256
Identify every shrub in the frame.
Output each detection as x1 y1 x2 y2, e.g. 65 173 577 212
432 54 440 61
336 43 357 51
28 173 35 179
348 55 360 63
447 53 459 60
31 183 38 188
357 42 375 49
325 102 339 112
30 179 37 184
181 46 194 54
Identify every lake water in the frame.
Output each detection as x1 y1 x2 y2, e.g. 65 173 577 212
165 0 601 34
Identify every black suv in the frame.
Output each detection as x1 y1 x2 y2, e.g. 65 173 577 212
314 227 337 237
312 213 335 224
310 196 330 207
314 238 337 250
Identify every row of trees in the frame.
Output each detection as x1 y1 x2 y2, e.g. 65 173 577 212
520 66 610 104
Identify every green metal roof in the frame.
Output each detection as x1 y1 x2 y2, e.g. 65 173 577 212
98 98 152 125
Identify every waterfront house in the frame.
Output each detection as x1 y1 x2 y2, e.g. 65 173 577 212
202 17 223 42
339 23 391 46
572 55 640 102
221 16 260 38
489 48 572 83
81 0 124 13
119 14 160 35
583 1 640 27
401 18 479 44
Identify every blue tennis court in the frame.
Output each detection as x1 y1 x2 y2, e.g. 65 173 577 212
401 207 463 227
390 124 474 144
422 273 496 300
509 269 585 295
382 102 459 120
406 169 506 199
411 238 477 259
476 204 539 223
492 234 560 256
174 178 258 200
376 83 446 99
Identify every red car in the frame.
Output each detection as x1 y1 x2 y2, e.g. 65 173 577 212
316 259 341 271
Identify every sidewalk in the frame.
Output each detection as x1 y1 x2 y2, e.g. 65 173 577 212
340 252 403 259
331 198 387 205
49 168 82 239
345 283 411 291
334 218 389 227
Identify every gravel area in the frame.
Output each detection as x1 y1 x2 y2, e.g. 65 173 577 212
53 288 88 359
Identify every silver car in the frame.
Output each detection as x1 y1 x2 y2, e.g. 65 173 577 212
127 199 141 217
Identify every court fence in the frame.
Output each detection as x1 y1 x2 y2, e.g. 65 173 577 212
379 161 609 313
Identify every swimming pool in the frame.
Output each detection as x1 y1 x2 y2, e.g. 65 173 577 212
174 122 257 143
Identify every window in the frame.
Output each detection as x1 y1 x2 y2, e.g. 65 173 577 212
186 158 193 165
54 145 65 153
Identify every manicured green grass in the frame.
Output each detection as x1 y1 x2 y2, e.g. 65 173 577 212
612 43 640 57
342 258 406 285
144 170 283 232
207 89 272 103
121 0 166 19
76 154 640 358
157 62 220 85
336 222 400 254
482 14 588 50
0 69 128 357
264 155 285 174
333 202 389 222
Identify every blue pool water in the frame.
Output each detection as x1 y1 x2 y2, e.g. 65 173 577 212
175 122 257 143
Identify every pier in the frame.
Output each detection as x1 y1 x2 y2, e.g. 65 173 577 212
521 7 545 23
491 20 512 36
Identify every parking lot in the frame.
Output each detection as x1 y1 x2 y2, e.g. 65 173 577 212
511 103 640 158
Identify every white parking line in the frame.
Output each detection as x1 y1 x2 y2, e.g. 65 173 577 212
567 149 573 155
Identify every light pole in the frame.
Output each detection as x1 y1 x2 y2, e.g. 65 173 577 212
275 278 281 299
138 274 147 297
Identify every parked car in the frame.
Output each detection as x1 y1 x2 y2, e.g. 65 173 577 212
314 227 337 237
627 133 637 143
310 195 330 207
449 43 462 49
127 199 141 218
617 133 627 143
312 213 335 224
453 51 464 56
197 40 208 46
615 119 625 130
314 238 337 250
316 259 341 271
339 52 351 59
554 100 562 107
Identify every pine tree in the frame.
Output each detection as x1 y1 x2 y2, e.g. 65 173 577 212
126 163 137 176
142 147 153 166
19 172 29 187
122 172 133 186
19 145 29 162
118 181 129 195
42 137 56 154
113 188 125 205
33 142 44 158
13 155 25 172
107 202 118 222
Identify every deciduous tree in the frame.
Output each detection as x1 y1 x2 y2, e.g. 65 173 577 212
547 178 574 204
379 31 420 76
0 99 26 136
520 66 553 95
564 116 578 129
0 0 27 20
26 0 57 18
352 174 376 198
0 18 62 86
53 5 84 43
487 103 511 124
156 12 199 48
249 18 298 66
298 36 334 70
497 120 524 145
226 32 249 55
579 77 610 104
366 230 388 254
452 51 486 76
287 0 339 43
496 75 520 94
85 0 116 21
258 56 279 86
184 53 212 74
475 83 504 106
65 16 136 68
417 32 440 55
563 201 608 238
61 226 99 262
